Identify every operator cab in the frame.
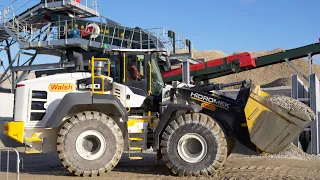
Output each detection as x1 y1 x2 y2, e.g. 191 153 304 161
110 49 166 98
101 49 168 112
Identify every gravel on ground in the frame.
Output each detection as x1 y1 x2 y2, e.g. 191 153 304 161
1 150 320 180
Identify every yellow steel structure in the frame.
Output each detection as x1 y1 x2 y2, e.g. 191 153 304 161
244 86 270 132
3 121 25 143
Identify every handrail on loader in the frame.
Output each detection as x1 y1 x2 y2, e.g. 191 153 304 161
89 56 111 94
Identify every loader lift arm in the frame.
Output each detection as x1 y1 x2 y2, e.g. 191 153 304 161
162 42 320 83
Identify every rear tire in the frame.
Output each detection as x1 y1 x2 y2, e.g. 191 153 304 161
160 113 227 177
57 111 123 177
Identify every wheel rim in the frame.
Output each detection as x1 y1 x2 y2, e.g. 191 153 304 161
76 130 106 161
177 133 207 163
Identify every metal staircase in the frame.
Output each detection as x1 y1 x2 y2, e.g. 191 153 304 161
0 6 34 44
127 116 149 160
24 133 44 154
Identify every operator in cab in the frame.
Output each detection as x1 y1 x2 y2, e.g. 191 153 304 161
127 55 142 81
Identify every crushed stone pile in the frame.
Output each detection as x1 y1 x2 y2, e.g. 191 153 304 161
265 95 315 120
231 140 320 161
265 143 320 161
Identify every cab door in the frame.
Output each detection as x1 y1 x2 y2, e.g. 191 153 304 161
120 52 151 97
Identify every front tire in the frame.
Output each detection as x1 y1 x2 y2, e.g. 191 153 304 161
160 113 227 177
57 111 124 177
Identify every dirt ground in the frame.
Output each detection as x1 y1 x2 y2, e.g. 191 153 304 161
1 152 320 180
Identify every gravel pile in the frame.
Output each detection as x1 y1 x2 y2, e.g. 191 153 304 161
265 143 320 160
230 140 320 161
265 95 315 120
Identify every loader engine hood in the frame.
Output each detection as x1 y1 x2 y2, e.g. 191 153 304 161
17 72 92 87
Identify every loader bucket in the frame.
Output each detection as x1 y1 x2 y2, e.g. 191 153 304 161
244 86 314 153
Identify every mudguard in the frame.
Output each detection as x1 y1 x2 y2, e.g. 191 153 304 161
45 92 128 128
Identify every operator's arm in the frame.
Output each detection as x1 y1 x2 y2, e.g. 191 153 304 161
128 67 136 80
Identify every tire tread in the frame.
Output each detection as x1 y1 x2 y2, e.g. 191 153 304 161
57 111 124 177
161 113 228 177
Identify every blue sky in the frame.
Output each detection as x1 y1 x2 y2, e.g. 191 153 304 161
1 0 320 70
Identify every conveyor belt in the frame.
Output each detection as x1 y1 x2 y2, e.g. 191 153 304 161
162 42 320 83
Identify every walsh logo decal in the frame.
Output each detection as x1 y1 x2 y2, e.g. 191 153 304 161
49 83 74 92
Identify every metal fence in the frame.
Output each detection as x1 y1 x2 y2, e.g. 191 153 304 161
0 148 20 180
292 74 320 154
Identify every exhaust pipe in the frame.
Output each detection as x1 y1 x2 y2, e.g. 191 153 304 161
67 51 84 71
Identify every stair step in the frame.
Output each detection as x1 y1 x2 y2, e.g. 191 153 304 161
26 133 43 143
129 147 142 151
128 129 143 133
129 137 144 141
129 156 143 160
26 137 43 142
24 150 42 154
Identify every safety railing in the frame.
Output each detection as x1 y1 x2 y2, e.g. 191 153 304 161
0 5 32 43
8 18 189 52
44 0 98 12
144 28 190 53
0 147 20 180
0 3 190 54
0 0 99 43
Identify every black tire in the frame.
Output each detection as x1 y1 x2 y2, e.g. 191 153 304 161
57 111 124 177
160 113 228 177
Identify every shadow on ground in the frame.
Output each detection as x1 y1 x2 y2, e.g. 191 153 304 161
0 152 172 177
0 140 262 177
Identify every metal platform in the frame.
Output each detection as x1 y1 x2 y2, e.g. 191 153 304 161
16 0 99 22
43 0 99 18
0 1 100 46
0 6 190 53
0 1 193 91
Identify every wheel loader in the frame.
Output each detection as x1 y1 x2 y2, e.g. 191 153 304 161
2 49 314 177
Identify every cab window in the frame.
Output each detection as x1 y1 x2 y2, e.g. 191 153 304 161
127 55 145 81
